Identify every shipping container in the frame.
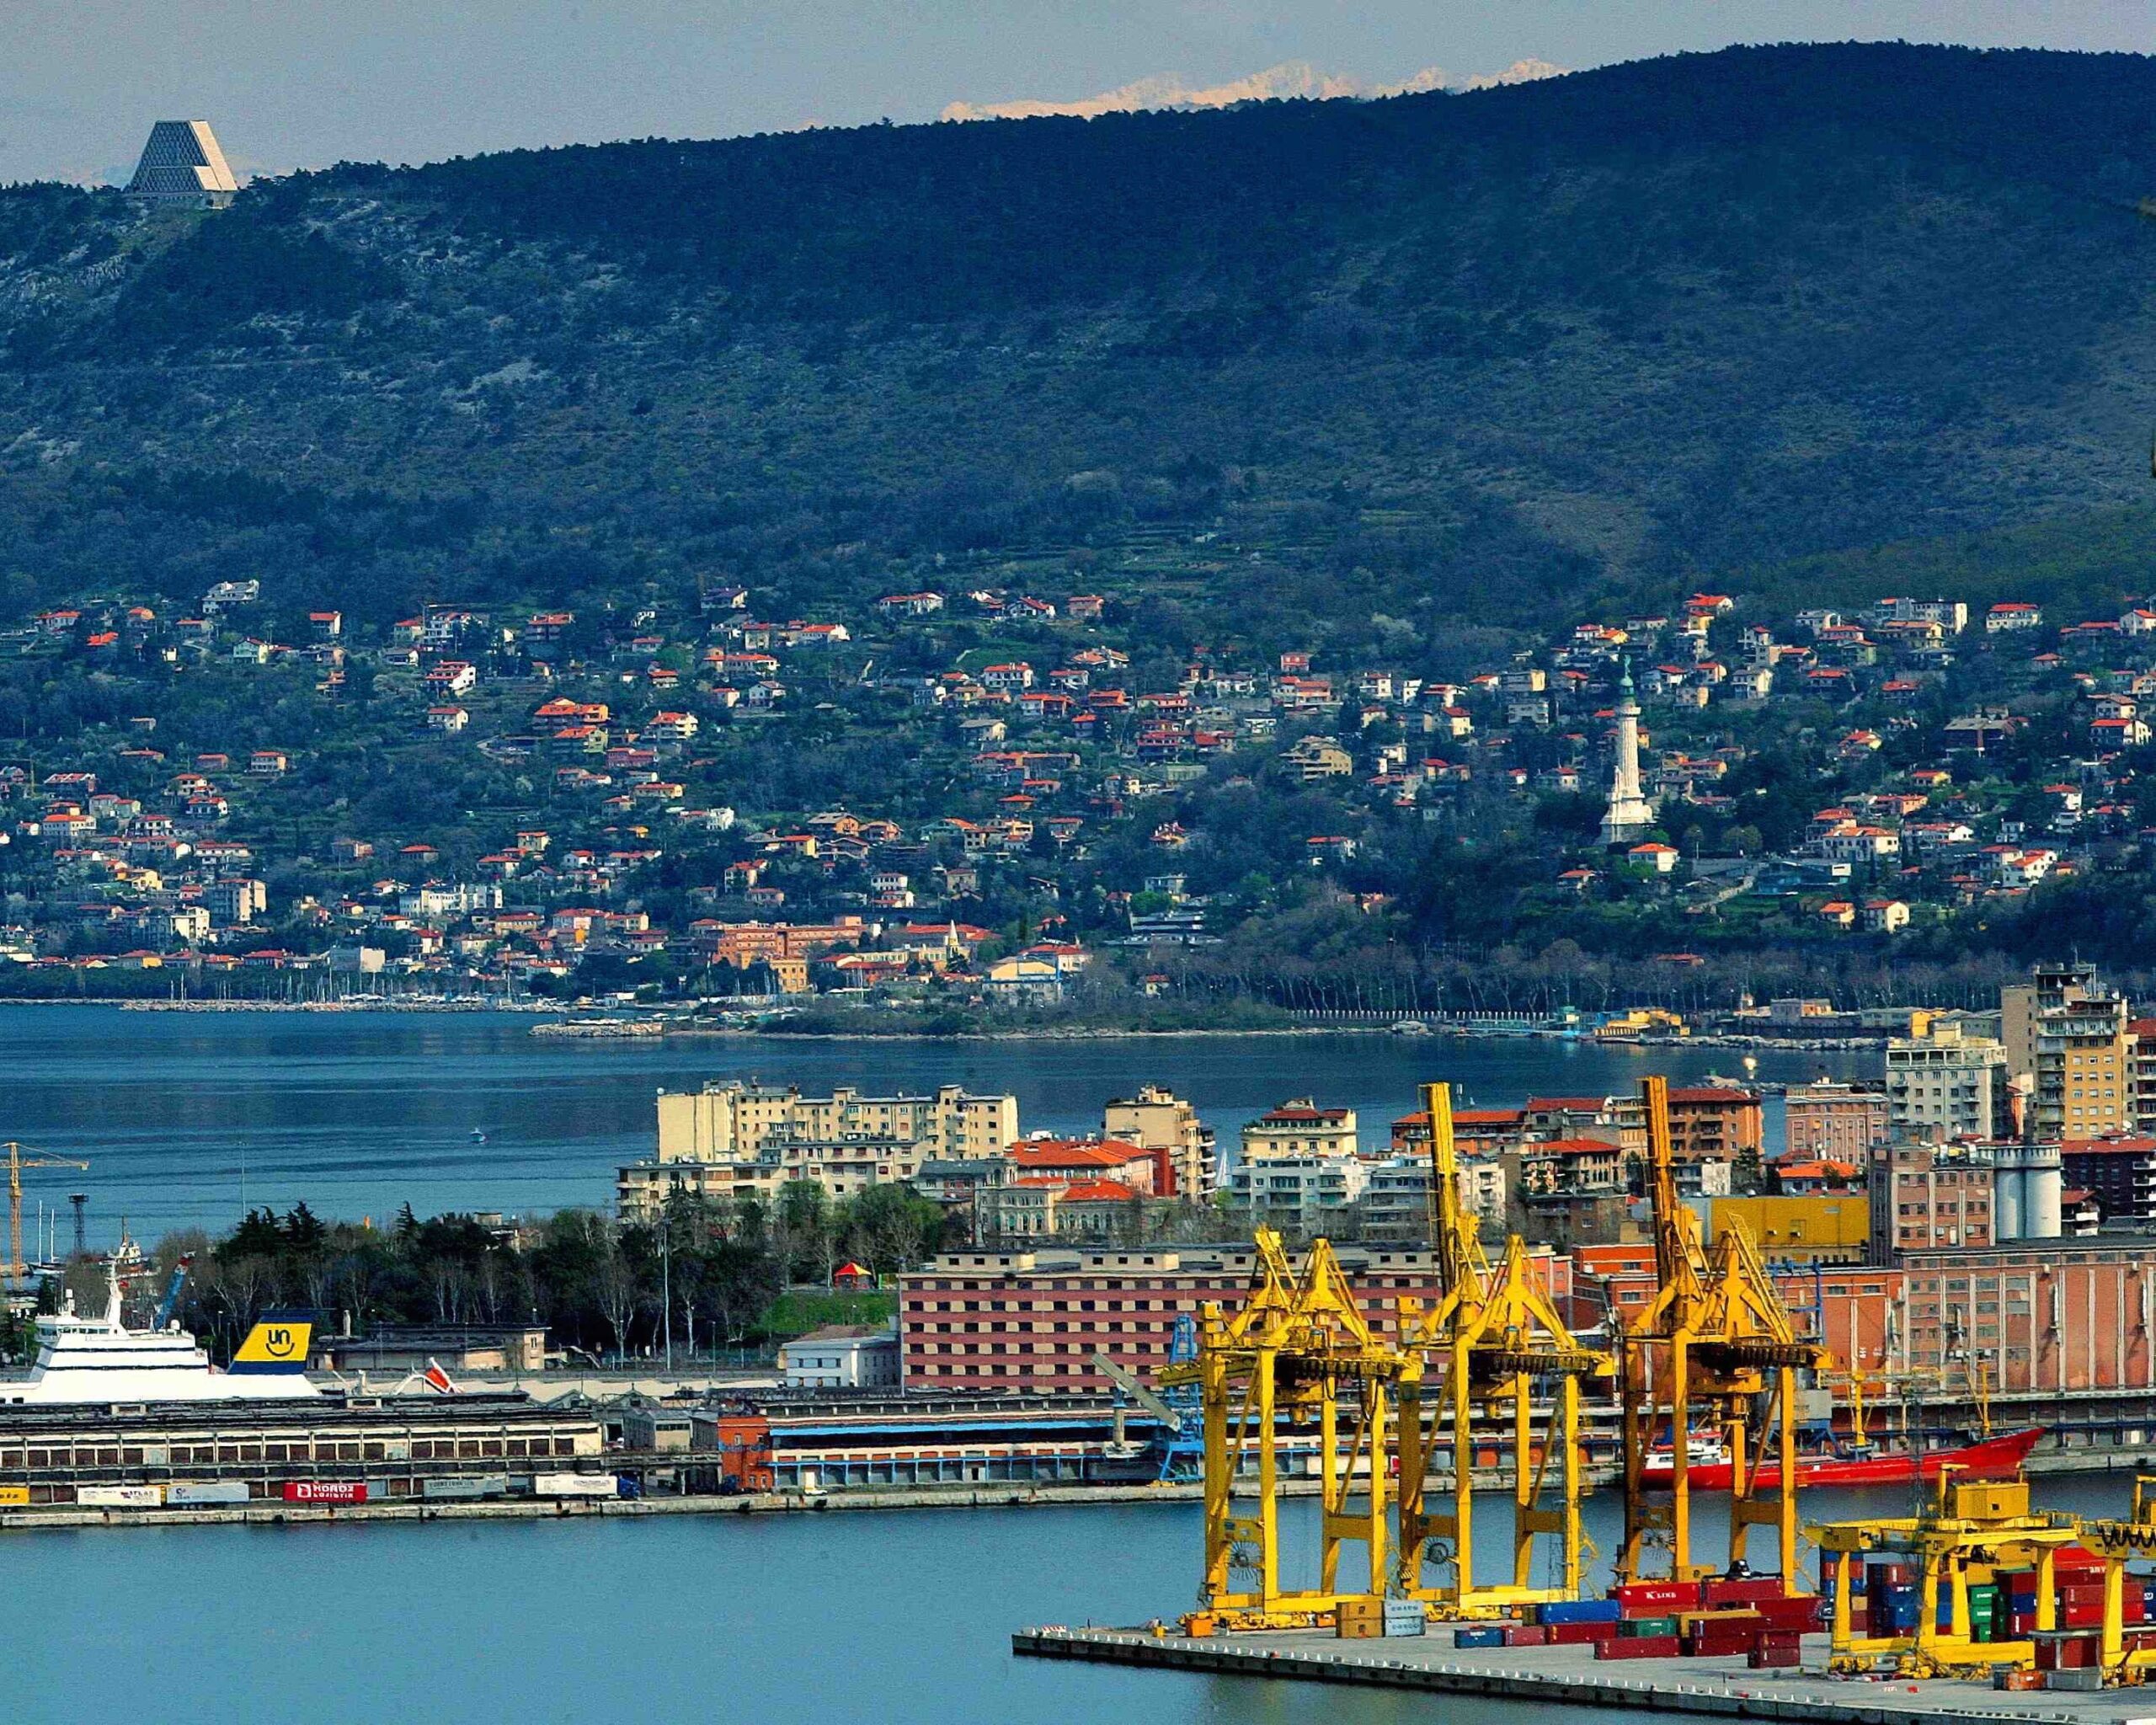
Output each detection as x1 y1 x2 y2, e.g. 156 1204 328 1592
1381 1601 1427 1637
167 1481 250 1506
1598 1634 1683 1660
421 1474 510 1502
1502 1624 1548 1647
1747 1644 1801 1669
1700 1578 1785 1608
531 1471 620 1499
282 1481 367 1504
1620 1615 1680 1637
77 1485 163 1509
1453 1626 1506 1649
1547 1622 1612 1647
1614 1582 1697 1612
1538 1599 1621 1626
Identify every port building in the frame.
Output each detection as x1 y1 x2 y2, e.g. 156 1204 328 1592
0 1393 601 1507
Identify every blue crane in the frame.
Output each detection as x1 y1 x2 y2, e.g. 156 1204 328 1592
152 1256 193 1329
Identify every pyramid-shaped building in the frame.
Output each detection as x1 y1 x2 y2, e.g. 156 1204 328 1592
126 120 239 206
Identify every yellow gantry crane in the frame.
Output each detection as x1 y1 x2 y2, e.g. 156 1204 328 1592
1 1142 89 1279
1395 1081 1613 1616
1813 1470 2076 1677
1161 1227 1409 1632
2078 1476 2156 1682
1617 1076 1828 1593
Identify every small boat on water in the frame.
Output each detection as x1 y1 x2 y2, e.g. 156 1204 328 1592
1641 1424 2043 1491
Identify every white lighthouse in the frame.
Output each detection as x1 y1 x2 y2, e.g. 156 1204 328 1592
1600 661 1655 845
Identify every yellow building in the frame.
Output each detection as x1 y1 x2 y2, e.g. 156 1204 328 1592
1708 1195 1868 1263
2003 964 2132 1140
1102 1084 1216 1197
654 1080 1017 1165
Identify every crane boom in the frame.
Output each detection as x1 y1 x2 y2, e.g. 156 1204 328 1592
2 1142 90 1279
1422 1081 1489 1300
154 1255 194 1328
1091 1352 1182 1432
1640 1075 1705 1291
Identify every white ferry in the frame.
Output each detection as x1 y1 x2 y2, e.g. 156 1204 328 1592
0 1266 318 1407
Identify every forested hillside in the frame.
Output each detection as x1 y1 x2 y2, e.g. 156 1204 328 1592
5 40 2156 641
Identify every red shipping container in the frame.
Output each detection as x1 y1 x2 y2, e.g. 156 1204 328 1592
2035 1633 2100 1671
1700 1579 1786 1607
1753 1597 1823 1630
281 1480 367 1504
1505 1625 1550 1648
1614 1583 1699 1612
1598 1634 1683 1661
1748 1645 1801 1669
1685 1632 1759 1658
1547 1622 1611 1646
2061 1603 2103 1629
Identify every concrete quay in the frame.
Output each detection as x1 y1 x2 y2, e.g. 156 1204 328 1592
1013 1626 2156 1725
0 1478 1197 1534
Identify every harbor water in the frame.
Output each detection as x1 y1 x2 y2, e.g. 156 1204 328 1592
7 1474 2137 1725
0 1004 1869 1242
0 1003 1893 1722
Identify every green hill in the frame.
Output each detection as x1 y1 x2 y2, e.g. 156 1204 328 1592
7 40 2156 639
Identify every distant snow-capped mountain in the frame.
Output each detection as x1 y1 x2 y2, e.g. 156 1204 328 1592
940 58 1566 123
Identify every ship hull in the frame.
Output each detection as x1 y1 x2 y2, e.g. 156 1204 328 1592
1640 1426 2043 1491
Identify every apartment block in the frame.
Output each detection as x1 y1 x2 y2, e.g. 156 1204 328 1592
2003 963 2132 1140
654 1081 1017 1165
1867 1140 1994 1261
1780 1081 1888 1163
1886 1023 2011 1140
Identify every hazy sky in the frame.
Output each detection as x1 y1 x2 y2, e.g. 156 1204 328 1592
4 0 2150 185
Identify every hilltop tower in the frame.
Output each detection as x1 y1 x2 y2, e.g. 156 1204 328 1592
1599 661 1655 845
125 120 239 207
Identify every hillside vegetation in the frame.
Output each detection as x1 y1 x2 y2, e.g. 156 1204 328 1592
4 41 2156 642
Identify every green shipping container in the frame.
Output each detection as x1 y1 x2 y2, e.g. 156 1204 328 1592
1622 1616 1680 1638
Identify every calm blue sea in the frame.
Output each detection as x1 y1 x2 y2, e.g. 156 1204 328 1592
0 1006 1869 1243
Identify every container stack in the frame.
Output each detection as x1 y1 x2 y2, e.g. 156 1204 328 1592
1533 1598 1621 1646
1863 1559 1915 1634
1592 1579 1818 1664
1337 1599 1384 1640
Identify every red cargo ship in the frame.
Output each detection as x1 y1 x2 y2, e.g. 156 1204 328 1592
1641 1425 2042 1490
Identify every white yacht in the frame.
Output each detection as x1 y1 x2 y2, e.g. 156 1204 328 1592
0 1267 318 1406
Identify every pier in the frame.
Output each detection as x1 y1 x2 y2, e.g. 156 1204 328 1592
1013 1626 2156 1725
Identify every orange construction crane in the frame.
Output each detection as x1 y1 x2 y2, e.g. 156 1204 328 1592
2 1142 90 1278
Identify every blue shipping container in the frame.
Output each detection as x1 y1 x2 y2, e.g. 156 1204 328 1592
1538 1599 1623 1626
1454 1627 1507 1649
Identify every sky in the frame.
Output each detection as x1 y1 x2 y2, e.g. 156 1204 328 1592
3 0 2151 186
